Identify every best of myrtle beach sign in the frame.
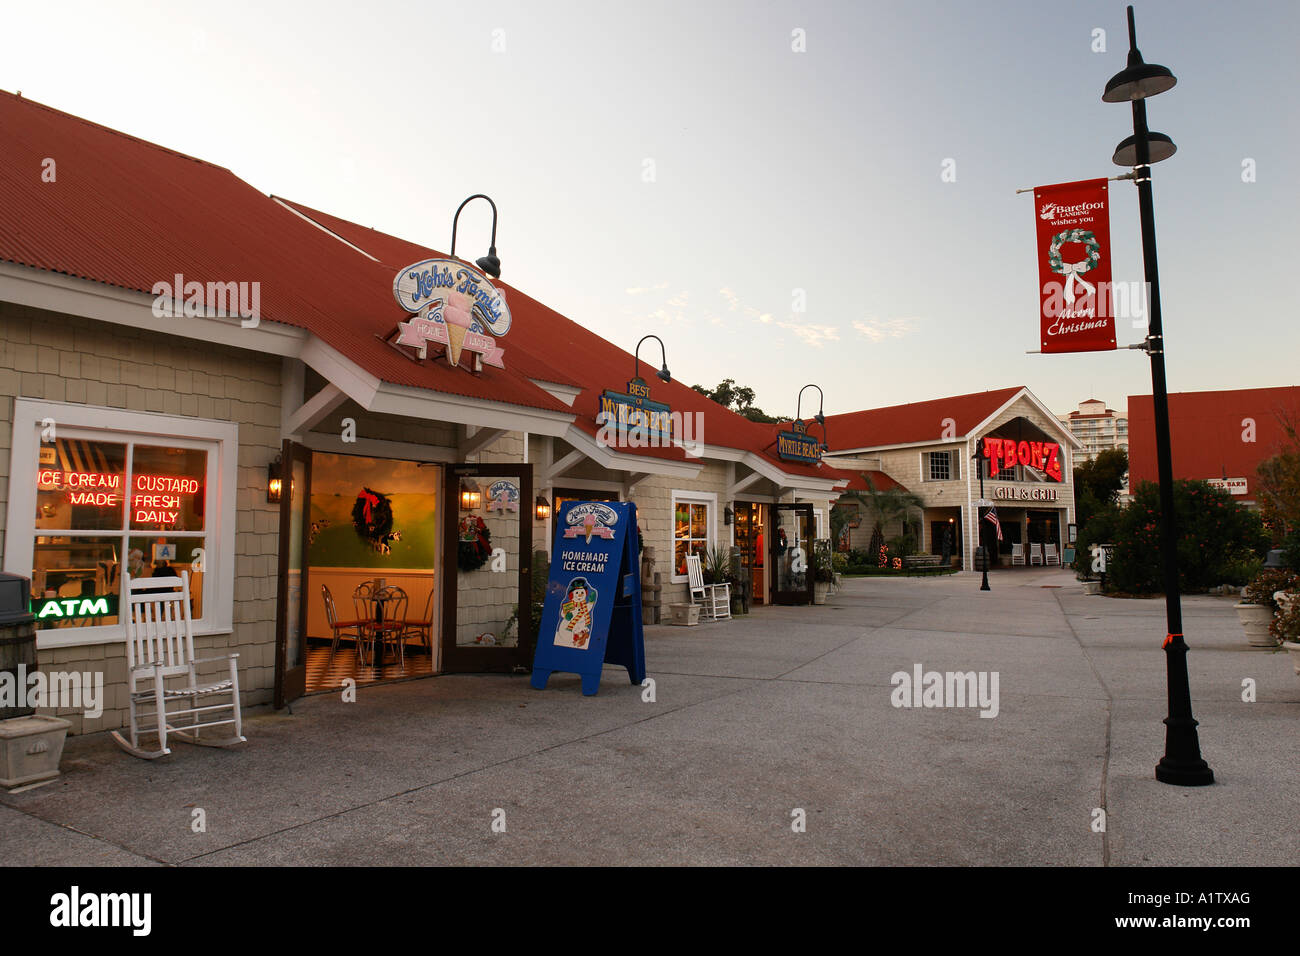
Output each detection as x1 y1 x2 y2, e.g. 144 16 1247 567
392 259 511 368
777 419 821 464
1032 179 1117 353
598 378 673 443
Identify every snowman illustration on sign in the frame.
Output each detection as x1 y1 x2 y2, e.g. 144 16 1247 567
554 577 598 649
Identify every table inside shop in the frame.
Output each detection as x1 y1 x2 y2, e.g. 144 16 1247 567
369 585 397 667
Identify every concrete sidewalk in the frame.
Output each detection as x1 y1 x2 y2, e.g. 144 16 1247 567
2 568 1296 866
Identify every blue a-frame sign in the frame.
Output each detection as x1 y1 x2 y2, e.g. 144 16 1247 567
531 500 646 695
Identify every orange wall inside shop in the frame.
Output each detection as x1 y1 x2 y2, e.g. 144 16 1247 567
306 568 435 640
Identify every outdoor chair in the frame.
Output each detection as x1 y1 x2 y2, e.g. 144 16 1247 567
322 584 368 659
1045 544 1061 566
112 571 245 760
685 553 731 621
1030 543 1044 566
1011 543 1025 566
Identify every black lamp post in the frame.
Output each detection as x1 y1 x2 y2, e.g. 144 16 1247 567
634 334 672 383
796 384 830 450
1104 5 1212 786
970 448 991 592
450 194 501 278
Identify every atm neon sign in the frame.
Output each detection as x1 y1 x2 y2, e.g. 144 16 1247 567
32 596 118 620
983 437 1062 481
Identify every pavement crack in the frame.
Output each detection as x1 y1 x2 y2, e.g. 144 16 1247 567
1054 589 1114 868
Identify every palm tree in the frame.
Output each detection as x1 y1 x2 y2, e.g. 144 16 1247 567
858 474 925 552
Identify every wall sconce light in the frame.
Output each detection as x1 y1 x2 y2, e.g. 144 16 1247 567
267 455 283 504
724 506 734 526
535 495 551 521
460 478 481 511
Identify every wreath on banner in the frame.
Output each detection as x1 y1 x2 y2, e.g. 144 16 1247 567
458 516 492 572
1047 229 1101 303
352 487 394 545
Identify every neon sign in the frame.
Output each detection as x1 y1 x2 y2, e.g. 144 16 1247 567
32 595 118 620
983 437 1062 482
38 471 201 525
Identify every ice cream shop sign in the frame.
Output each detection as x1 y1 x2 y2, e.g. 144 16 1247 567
392 258 511 369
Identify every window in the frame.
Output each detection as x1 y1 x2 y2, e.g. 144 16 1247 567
7 400 237 647
671 491 715 582
927 451 956 481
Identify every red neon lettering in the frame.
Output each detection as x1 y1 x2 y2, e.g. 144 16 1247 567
68 491 118 507
134 475 200 495
1044 443 1061 481
134 509 180 525
1030 441 1045 470
984 437 1001 476
60 472 121 489
132 494 181 510
1003 440 1018 471
1017 441 1031 467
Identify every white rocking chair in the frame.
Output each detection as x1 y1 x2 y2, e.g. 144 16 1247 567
112 571 245 760
685 553 731 622
1011 543 1026 566
1029 543 1044 566
1044 544 1061 566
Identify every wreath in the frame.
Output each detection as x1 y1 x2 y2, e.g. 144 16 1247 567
352 487 394 545
458 516 492 572
1047 229 1101 303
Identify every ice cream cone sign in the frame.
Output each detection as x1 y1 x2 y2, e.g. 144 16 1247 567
391 258 511 369
442 290 474 367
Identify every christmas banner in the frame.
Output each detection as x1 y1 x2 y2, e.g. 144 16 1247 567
1033 178 1116 353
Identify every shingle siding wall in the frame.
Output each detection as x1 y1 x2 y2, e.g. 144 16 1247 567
0 302 282 734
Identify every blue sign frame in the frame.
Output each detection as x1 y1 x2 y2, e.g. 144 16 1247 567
531 500 646 695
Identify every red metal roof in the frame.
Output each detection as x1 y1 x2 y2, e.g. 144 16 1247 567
840 470 908 494
1128 386 1300 498
0 91 568 415
282 200 852 481
823 387 1025 449
0 91 845 485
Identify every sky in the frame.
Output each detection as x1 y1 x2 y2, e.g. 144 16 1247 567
2 0 1296 420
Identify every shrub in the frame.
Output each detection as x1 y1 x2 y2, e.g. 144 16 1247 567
1105 480 1271 594
1243 568 1300 611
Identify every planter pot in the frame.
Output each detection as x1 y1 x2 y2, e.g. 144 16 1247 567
1283 642 1300 677
1082 580 1102 595
0 714 72 792
1234 603 1278 647
669 603 700 627
813 581 830 605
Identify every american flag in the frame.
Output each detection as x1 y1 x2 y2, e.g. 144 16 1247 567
983 506 1003 541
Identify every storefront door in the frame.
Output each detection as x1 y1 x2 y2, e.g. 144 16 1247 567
441 464 533 673
771 503 814 605
274 440 312 708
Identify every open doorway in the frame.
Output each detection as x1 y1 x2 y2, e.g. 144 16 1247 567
298 452 441 695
